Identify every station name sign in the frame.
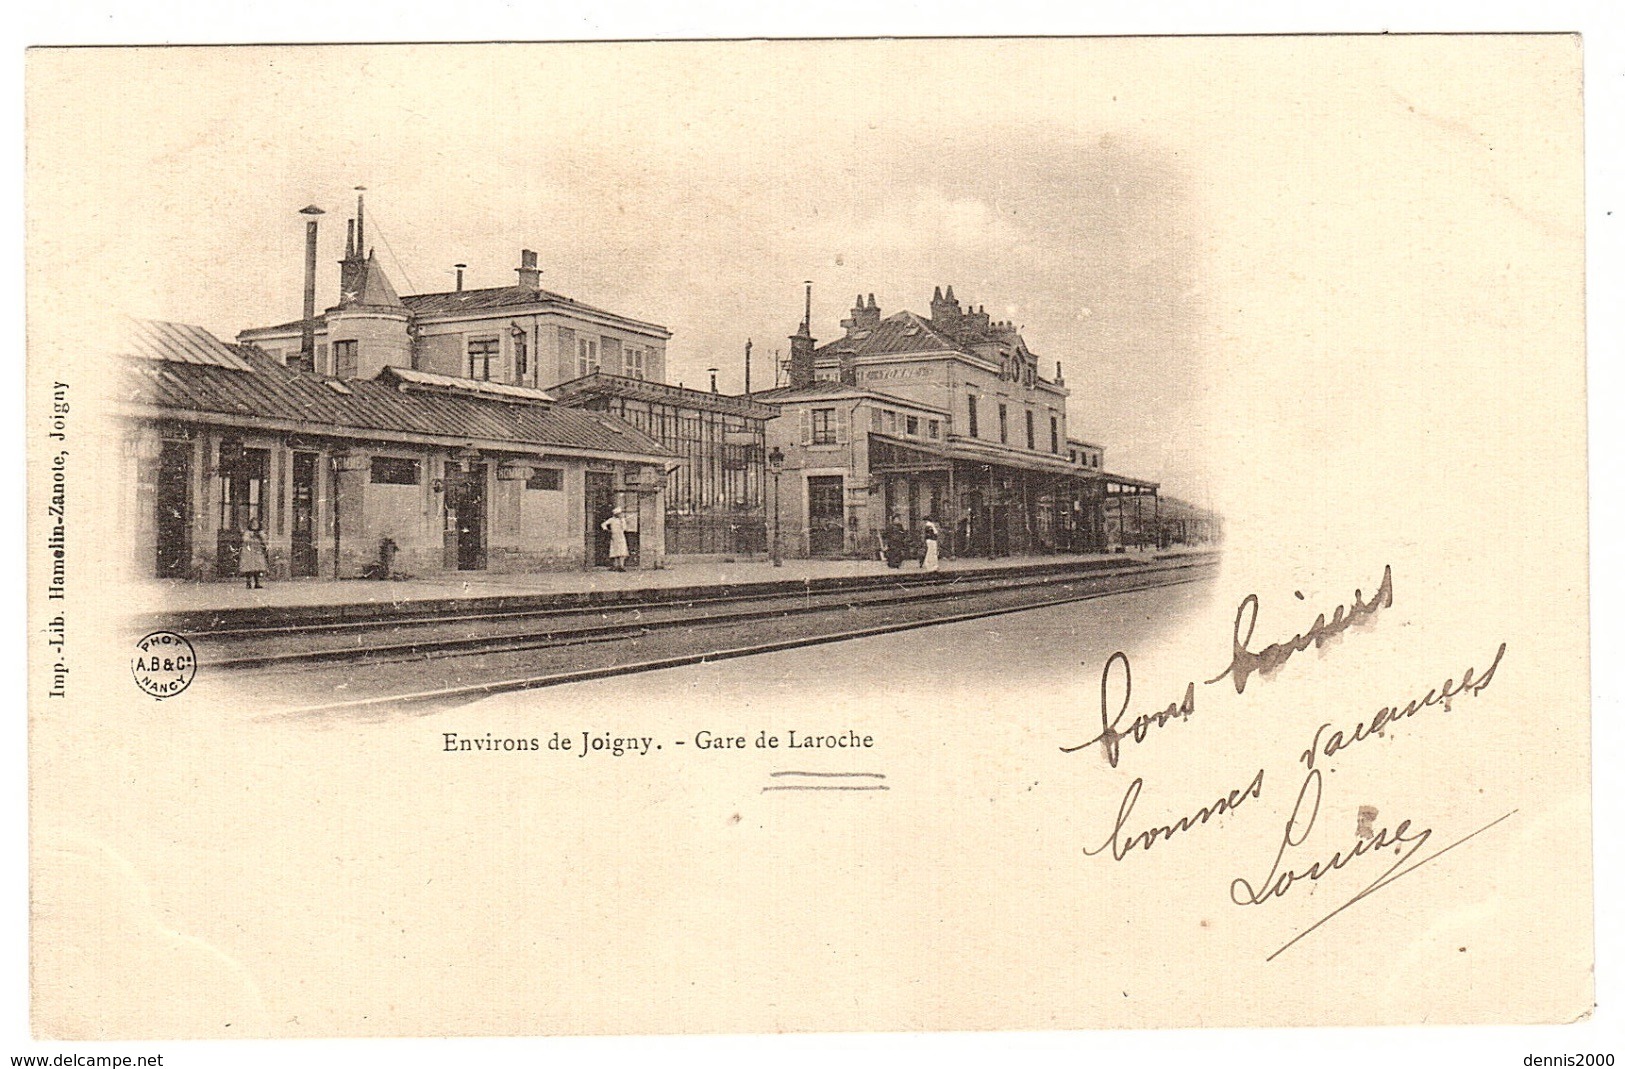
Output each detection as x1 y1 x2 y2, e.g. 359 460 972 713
861 367 932 382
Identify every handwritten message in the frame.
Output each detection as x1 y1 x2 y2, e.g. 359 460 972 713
1064 566 1513 960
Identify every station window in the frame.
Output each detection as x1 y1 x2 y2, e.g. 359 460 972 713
577 337 600 378
967 396 979 438
999 403 1009 444
468 337 499 381
1050 414 1060 454
333 339 358 378
1025 409 1035 450
370 456 420 485
811 408 837 445
906 415 919 436
526 467 563 491
624 346 646 380
928 419 940 440
512 331 529 383
885 410 898 433
217 444 268 531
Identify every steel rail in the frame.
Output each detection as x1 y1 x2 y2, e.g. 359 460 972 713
272 569 1215 716
209 557 1217 671
173 551 1219 640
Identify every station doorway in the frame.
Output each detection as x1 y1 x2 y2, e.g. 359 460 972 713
155 441 192 578
290 452 319 578
807 475 845 557
443 463 488 571
585 471 616 566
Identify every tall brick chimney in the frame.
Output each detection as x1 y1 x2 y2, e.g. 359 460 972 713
841 293 881 336
515 249 541 290
930 284 962 328
788 281 816 387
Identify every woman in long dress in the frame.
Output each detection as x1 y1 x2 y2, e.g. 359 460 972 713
921 517 940 572
239 519 269 590
883 519 907 568
601 506 629 571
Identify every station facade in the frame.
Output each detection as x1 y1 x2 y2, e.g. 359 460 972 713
549 373 778 556
237 197 776 561
117 319 674 581
755 287 1158 559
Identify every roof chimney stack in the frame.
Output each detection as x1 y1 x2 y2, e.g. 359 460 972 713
455 263 467 292
787 280 817 387
842 292 882 336
516 249 541 290
930 284 962 328
297 204 324 372
354 187 366 256
339 189 367 301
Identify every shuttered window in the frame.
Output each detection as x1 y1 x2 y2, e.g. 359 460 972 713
811 408 837 445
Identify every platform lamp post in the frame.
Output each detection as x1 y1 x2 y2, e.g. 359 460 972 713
768 446 784 567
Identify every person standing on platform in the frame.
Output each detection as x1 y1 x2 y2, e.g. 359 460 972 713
921 516 941 571
883 518 907 569
601 506 629 571
240 519 269 590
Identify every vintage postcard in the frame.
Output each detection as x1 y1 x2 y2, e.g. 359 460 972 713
23 36 1591 1040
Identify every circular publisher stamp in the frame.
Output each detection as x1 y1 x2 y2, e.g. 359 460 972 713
132 631 196 699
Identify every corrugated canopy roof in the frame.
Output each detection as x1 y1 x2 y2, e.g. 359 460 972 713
551 372 779 419
119 317 256 371
381 366 556 404
118 326 674 460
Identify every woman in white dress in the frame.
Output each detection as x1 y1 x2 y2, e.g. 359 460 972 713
601 506 629 571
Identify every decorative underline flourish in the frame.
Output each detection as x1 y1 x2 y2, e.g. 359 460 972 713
764 770 889 792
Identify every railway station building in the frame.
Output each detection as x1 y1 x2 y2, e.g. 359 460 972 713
548 373 778 556
236 195 776 560
116 318 675 581
754 286 1159 558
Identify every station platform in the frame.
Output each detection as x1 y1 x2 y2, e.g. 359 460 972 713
123 547 1214 631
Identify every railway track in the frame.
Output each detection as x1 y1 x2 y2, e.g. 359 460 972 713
189 552 1218 671
190 552 1219 713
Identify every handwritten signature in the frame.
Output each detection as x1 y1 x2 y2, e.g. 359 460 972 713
1232 759 1516 961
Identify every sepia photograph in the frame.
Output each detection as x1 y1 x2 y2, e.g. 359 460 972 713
16 20 1613 1066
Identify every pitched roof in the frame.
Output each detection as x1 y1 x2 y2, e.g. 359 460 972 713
750 379 949 414
120 317 255 371
345 251 403 307
118 322 673 460
550 371 780 420
380 366 556 404
239 285 669 338
813 311 966 359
